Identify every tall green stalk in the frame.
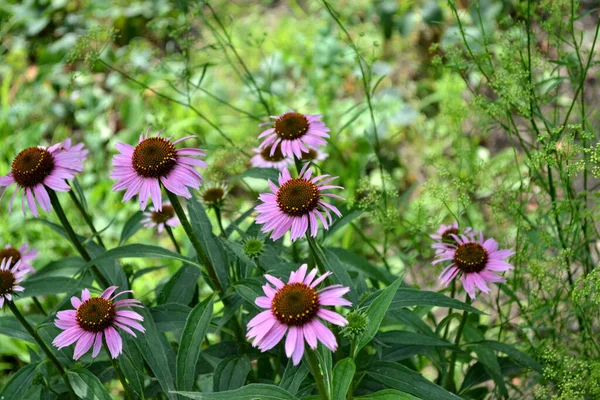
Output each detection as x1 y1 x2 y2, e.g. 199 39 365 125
306 349 330 400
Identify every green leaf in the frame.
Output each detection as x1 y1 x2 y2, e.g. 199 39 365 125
354 278 402 357
279 360 308 396
151 303 192 333
158 264 201 305
232 278 264 309
119 211 145 244
187 196 230 290
21 276 91 298
213 356 252 392
466 340 542 373
0 362 41 400
0 316 39 342
176 296 214 391
362 288 484 315
460 358 523 393
355 389 419 399
174 384 297 399
67 369 113 400
328 247 395 285
323 248 359 304
325 208 363 238
34 256 85 278
332 358 356 400
133 307 178 400
368 361 462 400
377 331 453 347
464 326 508 398
228 167 280 182
78 243 202 271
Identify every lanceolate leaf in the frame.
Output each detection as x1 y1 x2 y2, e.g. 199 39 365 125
0 362 41 400
67 369 113 400
280 360 309 396
119 210 145 244
174 384 297 399
213 356 252 392
20 276 91 298
157 264 201 305
355 390 419 400
176 296 214 391
332 358 356 400
465 340 542 373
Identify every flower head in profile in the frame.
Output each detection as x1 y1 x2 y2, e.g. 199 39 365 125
430 223 472 255
0 257 27 308
247 264 351 365
111 128 206 211
0 244 38 274
433 231 514 299
200 183 229 209
255 165 344 242
300 147 328 163
0 139 87 216
250 146 292 171
53 286 145 360
142 202 180 233
258 112 329 159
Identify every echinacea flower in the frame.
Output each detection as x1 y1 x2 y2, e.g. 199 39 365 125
430 223 472 255
0 244 38 274
111 128 206 211
53 286 145 360
255 165 344 242
434 231 514 299
200 183 229 209
141 202 180 233
247 264 350 365
259 112 329 159
0 139 88 216
300 147 328 163
250 146 292 171
0 257 27 308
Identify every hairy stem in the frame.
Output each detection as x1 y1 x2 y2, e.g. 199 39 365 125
306 349 330 400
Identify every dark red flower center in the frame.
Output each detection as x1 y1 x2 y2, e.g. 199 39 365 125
202 188 225 206
76 298 116 333
277 178 320 216
0 248 21 266
260 145 286 162
132 137 177 178
441 228 459 244
0 270 15 296
151 205 175 224
300 149 318 161
11 147 55 188
454 243 488 273
272 282 319 326
274 113 309 140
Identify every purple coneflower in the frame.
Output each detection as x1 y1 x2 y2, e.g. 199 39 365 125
433 231 514 299
52 286 145 360
247 264 350 365
0 139 87 216
111 128 206 211
0 258 27 308
250 146 293 171
141 202 180 233
258 112 329 159
0 244 38 274
430 223 472 255
300 147 328 163
255 165 344 242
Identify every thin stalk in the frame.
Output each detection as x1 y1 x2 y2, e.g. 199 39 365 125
48 190 110 288
32 296 47 316
164 190 223 294
306 349 329 400
7 301 75 398
68 187 105 248
444 296 471 391
165 226 181 254
441 280 456 341
111 357 134 400
214 207 227 238
306 234 327 276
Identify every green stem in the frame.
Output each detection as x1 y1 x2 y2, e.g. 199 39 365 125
306 349 329 400
214 207 227 238
48 189 110 288
68 187 105 249
306 234 327 276
445 296 471 391
7 301 75 398
442 280 456 341
32 296 47 316
111 357 134 400
165 226 181 254
164 190 223 294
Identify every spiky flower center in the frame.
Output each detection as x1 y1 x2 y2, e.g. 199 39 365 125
243 238 264 258
132 137 177 178
454 243 488 273
202 188 225 206
301 149 318 161
272 282 319 326
0 270 15 296
274 113 309 140
151 205 175 224
277 178 320 216
0 248 21 266
441 228 459 244
11 147 55 188
76 298 116 333
260 145 285 162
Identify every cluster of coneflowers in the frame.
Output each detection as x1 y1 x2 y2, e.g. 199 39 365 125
0 110 513 378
